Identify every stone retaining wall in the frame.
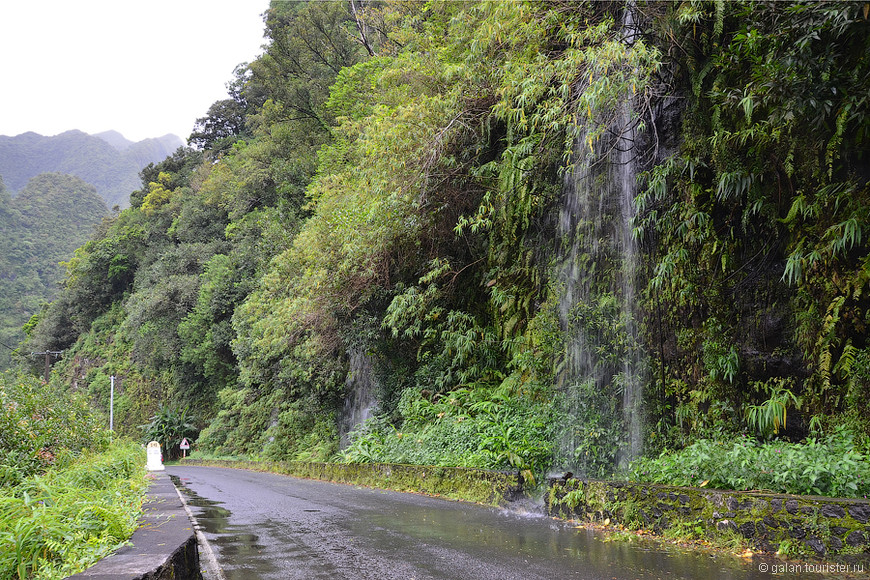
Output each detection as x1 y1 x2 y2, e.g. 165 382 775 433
546 477 870 561
182 458 525 506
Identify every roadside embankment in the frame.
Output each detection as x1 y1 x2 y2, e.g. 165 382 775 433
546 477 870 563
179 458 525 506
67 472 201 580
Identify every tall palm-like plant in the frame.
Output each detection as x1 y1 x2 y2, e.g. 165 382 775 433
140 406 197 460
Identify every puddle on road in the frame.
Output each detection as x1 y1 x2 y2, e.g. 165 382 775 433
340 493 828 580
170 475 232 534
171 475 279 579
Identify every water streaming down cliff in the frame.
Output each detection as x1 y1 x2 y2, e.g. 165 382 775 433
338 349 378 448
554 10 647 475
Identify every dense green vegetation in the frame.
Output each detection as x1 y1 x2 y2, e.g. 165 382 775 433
0 174 108 369
631 429 870 498
0 130 182 209
0 371 107 485
0 371 147 579
0 130 183 371
635 0 870 449
14 0 870 493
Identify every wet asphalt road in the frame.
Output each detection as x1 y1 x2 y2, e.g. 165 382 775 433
168 466 822 580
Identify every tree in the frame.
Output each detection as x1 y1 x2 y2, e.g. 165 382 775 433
189 99 249 152
249 0 366 128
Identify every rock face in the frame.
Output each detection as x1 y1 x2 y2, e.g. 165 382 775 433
546 477 870 561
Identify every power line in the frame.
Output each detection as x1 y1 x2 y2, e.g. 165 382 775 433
0 339 29 359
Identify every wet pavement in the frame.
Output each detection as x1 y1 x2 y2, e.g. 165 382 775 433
168 465 826 580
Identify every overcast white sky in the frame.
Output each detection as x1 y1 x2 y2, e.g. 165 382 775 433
0 0 270 143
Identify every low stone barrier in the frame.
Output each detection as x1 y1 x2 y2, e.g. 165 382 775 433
546 477 870 561
181 458 525 506
67 472 200 580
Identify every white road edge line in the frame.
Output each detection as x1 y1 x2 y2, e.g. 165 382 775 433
171 477 226 580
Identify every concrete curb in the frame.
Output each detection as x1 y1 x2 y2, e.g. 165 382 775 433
66 472 202 580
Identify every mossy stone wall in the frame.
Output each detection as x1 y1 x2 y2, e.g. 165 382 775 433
546 478 870 560
182 459 524 506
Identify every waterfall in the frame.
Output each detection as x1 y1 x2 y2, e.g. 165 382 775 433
338 349 378 449
554 6 646 476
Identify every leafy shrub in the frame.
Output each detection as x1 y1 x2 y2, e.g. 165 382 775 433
744 378 800 439
0 371 109 486
139 405 197 461
0 440 147 580
340 383 557 485
630 427 870 498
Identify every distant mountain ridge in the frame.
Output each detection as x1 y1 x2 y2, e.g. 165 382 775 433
93 130 136 150
0 130 183 208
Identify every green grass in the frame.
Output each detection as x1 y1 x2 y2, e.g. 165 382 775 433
0 440 148 580
1 371 148 578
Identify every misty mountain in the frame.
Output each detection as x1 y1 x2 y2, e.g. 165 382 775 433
93 130 135 150
0 130 183 209
0 173 108 369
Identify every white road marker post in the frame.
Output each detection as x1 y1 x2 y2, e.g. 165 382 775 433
146 441 165 471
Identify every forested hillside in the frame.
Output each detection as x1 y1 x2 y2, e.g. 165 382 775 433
0 174 107 369
21 0 870 486
0 130 182 209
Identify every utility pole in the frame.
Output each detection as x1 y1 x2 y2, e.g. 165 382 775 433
110 375 115 432
31 350 63 383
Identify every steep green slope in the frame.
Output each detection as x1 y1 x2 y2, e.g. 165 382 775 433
24 0 870 484
0 174 107 368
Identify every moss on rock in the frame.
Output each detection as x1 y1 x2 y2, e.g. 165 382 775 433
546 478 870 562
